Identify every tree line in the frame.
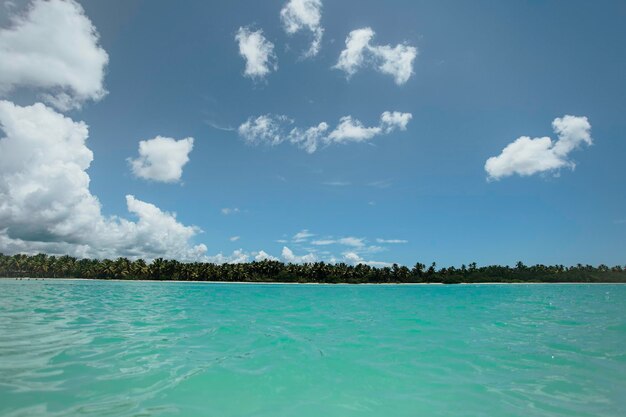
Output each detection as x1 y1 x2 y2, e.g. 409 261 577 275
1 253 625 283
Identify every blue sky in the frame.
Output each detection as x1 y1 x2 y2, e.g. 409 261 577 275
0 0 625 266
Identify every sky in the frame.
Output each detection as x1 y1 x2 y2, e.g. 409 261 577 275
0 0 625 267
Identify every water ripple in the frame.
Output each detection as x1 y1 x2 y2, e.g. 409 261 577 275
0 280 625 416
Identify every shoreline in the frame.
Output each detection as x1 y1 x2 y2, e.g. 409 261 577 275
1 277 624 285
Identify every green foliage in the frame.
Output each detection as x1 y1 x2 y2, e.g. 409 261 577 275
0 253 624 283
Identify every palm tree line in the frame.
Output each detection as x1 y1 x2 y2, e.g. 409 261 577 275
1 253 625 283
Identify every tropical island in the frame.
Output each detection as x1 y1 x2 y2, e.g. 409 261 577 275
1 253 624 284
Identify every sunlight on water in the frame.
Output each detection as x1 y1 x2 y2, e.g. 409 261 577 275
1 280 625 417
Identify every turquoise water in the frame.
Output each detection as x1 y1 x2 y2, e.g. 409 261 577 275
0 280 625 417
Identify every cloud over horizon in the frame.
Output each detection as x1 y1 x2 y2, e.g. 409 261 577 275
285 229 394 266
0 100 207 260
282 246 317 263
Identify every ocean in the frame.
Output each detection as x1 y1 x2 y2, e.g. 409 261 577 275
1 280 625 416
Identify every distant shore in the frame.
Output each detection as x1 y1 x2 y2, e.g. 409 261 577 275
2 277 625 286
2 254 625 284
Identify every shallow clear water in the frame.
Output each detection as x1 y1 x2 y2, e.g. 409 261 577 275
0 280 625 417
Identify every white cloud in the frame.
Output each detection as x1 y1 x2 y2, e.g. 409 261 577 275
327 116 381 142
0 100 206 260
284 229 396 266
310 237 364 247
254 250 278 261
376 238 408 244
374 43 418 85
235 27 277 80
311 239 335 245
380 111 412 133
0 0 109 110
206 250 250 264
229 236 240 242
123 195 207 260
238 114 291 146
342 251 391 267
221 207 241 215
238 111 412 152
334 27 417 85
334 28 374 77
485 115 592 180
321 111 412 145
293 229 314 242
280 0 324 58
183 249 281 264
337 237 365 247
288 122 328 153
128 136 194 183
342 251 362 264
282 246 317 263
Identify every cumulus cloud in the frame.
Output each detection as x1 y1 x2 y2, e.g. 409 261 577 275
206 250 250 264
283 229 396 266
282 246 317 263
254 250 278 261
342 251 391 267
238 111 411 152
170 248 281 265
229 236 240 242
485 115 592 180
235 26 277 80
280 0 324 58
334 27 417 85
327 116 382 142
128 136 194 183
122 195 207 260
0 0 109 110
342 251 362 264
0 100 206 260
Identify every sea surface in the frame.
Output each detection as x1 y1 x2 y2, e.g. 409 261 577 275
0 280 625 417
